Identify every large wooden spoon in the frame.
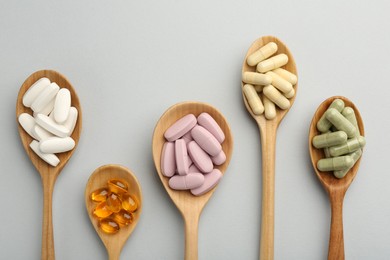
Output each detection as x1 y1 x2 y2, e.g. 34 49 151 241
16 70 82 260
241 36 298 259
309 96 364 260
152 101 233 260
85 164 142 260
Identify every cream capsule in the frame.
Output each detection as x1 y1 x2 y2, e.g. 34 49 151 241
243 84 264 115
247 42 278 66
317 155 354 171
333 149 362 178
312 131 348 149
284 88 295 99
265 71 293 94
263 85 290 110
272 68 298 85
329 136 366 157
242 72 272 86
254 85 264 92
257 54 288 73
316 99 345 133
263 95 276 120
325 108 356 138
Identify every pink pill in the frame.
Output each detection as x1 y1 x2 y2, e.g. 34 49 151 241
211 150 226 165
169 173 205 190
191 125 222 156
188 164 201 173
197 113 225 143
191 169 222 196
161 142 176 177
164 114 197 141
187 141 213 173
175 139 189 175
182 132 193 144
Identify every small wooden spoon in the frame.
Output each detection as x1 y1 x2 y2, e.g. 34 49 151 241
85 164 142 260
16 70 82 260
309 96 364 260
152 101 233 260
241 36 298 260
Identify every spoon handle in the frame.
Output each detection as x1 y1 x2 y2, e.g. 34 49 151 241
184 214 200 260
41 174 56 260
259 124 277 260
328 192 345 260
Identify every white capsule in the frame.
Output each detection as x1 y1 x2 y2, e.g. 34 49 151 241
247 42 278 66
243 84 264 115
63 107 78 136
35 114 69 137
30 140 60 167
18 113 38 139
40 137 75 153
257 54 288 73
272 68 298 85
265 71 293 94
263 85 290 110
53 88 71 124
22 78 50 107
31 125 54 141
263 95 276 120
31 83 60 113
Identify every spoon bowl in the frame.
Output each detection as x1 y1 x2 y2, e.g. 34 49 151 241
16 70 82 259
309 96 364 260
241 36 297 260
152 101 233 260
85 164 142 260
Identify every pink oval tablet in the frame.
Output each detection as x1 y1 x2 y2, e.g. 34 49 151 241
188 164 201 173
191 169 222 196
182 131 193 144
164 114 197 141
169 173 205 190
187 141 213 173
175 139 189 175
197 113 225 143
211 150 226 165
191 125 222 156
161 142 176 177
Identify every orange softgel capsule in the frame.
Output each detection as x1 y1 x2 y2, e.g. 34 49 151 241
93 201 113 218
121 193 138 212
106 193 122 213
113 210 133 226
108 179 128 194
91 188 110 202
99 218 120 234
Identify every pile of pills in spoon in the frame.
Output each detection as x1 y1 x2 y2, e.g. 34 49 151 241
312 99 366 178
161 113 226 196
242 42 297 119
18 77 78 167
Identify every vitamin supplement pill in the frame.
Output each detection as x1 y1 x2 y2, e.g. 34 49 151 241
53 88 71 124
121 193 138 212
93 201 113 218
312 131 348 149
325 108 356 138
31 82 60 113
32 125 53 141
99 218 119 234
175 139 189 175
164 114 197 141
247 42 278 66
29 140 60 167
169 173 205 190
36 98 55 116
329 136 366 157
257 54 288 73
113 210 133 226
316 99 345 133
242 72 272 86
263 95 276 120
181 132 193 144
22 77 50 107
254 85 264 92
324 147 331 158
211 150 226 165
263 85 290 110
63 107 78 136
284 88 295 99
106 193 122 213
243 84 264 115
188 164 201 173
317 155 354 171
188 141 213 173
342 107 360 136
91 188 110 202
108 179 128 194
191 125 222 156
35 113 70 138
39 136 75 153
333 149 362 178
18 113 38 139
191 169 222 196
197 112 225 143
272 68 298 85
265 71 293 94
161 142 176 177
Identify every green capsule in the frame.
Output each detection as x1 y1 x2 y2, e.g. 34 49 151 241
342 107 360 137
317 155 354 171
324 147 331 158
312 131 348 149
329 136 366 157
325 108 356 138
316 99 345 133
333 149 362 178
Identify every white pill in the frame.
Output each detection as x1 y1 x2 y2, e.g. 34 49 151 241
40 137 75 153
35 114 69 137
18 113 38 139
22 78 50 107
34 98 55 117
31 125 53 141
63 107 78 136
53 88 71 124
31 83 60 113
30 140 60 167
263 85 290 110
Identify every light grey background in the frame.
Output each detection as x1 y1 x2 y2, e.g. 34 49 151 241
0 0 388 259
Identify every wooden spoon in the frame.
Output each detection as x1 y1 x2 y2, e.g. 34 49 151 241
152 101 233 260
241 36 298 260
309 96 364 260
85 164 142 260
16 70 82 260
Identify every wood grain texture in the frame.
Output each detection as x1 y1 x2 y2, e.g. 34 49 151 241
16 70 82 260
241 36 298 260
152 101 233 260
309 96 365 260
85 164 143 260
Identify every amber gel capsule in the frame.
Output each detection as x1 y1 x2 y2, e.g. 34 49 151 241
108 179 128 194
121 193 138 212
90 188 110 202
93 201 113 218
113 210 134 226
106 193 122 213
99 218 120 234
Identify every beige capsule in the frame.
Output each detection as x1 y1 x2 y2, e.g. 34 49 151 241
265 71 293 94
254 85 264 92
257 54 288 73
272 68 298 85
263 85 290 110
247 42 278 66
263 95 276 119
284 88 295 99
243 84 264 115
242 71 272 86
